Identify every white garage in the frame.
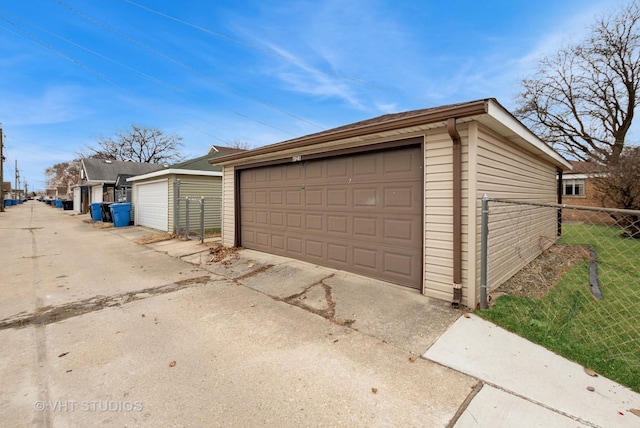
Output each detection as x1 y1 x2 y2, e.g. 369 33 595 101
134 179 168 231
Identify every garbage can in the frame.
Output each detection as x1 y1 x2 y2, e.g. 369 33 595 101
110 203 131 228
90 202 102 221
62 200 74 210
100 202 113 223
55 199 63 208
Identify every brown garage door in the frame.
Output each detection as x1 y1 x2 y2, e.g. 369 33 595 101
239 145 423 288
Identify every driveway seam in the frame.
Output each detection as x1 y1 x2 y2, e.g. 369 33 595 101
0 275 214 330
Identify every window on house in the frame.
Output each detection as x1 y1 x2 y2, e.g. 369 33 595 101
563 179 585 196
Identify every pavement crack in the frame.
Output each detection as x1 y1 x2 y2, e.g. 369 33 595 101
0 275 211 330
233 264 274 281
273 274 355 327
446 381 483 428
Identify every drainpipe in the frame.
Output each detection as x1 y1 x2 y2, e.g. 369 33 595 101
557 168 563 237
447 118 463 307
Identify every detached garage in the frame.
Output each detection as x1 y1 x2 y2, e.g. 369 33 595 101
128 147 243 233
214 99 571 308
134 179 169 231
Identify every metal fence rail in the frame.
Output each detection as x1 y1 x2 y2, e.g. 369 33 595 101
480 197 640 390
173 180 222 243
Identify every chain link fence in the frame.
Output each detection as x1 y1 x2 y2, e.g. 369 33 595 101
174 180 222 242
479 198 640 392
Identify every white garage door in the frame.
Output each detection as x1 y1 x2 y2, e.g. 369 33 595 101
135 180 168 231
91 185 103 203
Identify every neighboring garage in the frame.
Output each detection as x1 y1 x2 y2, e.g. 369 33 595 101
214 99 572 308
128 147 244 233
134 179 169 231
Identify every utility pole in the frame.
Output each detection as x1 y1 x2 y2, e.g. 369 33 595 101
0 124 4 213
15 160 19 200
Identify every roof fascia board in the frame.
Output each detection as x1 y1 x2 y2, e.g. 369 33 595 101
214 100 490 165
127 169 222 182
485 100 572 170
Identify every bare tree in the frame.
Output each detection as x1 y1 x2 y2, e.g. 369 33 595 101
228 138 251 150
45 160 81 189
83 124 185 164
592 146 640 210
592 146 640 237
515 1 640 165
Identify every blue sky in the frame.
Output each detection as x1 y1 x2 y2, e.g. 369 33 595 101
0 0 613 191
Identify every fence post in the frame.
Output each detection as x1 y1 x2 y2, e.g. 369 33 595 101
185 197 190 240
174 179 180 235
200 196 205 244
480 194 490 310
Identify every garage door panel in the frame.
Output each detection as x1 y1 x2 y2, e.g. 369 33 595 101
287 237 303 254
327 189 348 207
135 181 168 232
271 211 284 226
240 145 422 288
305 214 323 231
305 240 324 259
272 234 284 250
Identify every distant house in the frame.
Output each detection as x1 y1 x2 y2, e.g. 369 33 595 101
77 158 166 214
2 182 11 200
561 161 612 223
127 146 244 232
56 186 70 200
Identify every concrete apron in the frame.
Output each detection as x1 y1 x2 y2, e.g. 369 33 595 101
133 234 640 427
1 206 476 427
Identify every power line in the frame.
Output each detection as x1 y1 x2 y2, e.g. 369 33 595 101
53 0 324 130
0 10 303 141
0 10 189 95
234 112 297 137
0 15 232 146
123 0 432 104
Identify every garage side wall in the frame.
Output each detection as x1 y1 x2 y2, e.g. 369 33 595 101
222 166 235 247
475 124 558 297
169 175 222 234
423 126 471 305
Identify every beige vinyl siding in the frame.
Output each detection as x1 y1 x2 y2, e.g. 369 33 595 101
423 125 470 304
222 166 235 247
475 124 558 294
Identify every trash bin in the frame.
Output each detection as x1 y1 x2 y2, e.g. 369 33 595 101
55 199 63 208
90 202 102 221
100 202 113 222
62 200 74 210
110 203 131 227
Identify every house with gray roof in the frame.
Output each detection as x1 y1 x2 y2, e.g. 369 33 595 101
76 158 166 214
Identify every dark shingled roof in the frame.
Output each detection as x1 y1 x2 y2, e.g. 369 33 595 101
81 158 166 182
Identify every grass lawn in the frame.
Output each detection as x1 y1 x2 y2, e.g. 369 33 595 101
479 223 640 393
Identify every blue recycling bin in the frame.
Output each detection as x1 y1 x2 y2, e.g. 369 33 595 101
110 203 131 227
55 199 63 208
90 202 102 221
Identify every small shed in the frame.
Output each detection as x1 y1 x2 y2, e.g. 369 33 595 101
213 98 571 307
128 147 244 232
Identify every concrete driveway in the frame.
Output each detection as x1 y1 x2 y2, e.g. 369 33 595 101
0 201 475 427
